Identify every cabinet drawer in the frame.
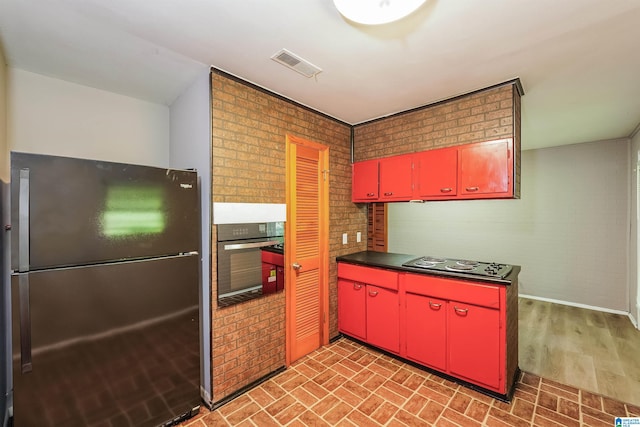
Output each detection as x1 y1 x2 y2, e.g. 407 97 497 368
404 273 499 309
337 263 398 291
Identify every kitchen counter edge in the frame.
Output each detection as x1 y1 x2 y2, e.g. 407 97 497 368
336 251 520 285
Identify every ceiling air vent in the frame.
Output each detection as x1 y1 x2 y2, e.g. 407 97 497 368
271 49 322 78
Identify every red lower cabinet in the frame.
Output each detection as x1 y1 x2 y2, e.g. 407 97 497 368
405 293 446 371
337 262 517 399
337 279 366 340
366 285 399 354
448 301 501 390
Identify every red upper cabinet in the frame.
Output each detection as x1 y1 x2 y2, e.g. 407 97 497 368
352 159 379 202
459 139 513 199
379 154 414 201
351 138 516 202
414 147 457 199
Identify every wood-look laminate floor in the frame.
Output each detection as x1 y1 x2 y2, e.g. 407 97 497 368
519 297 640 407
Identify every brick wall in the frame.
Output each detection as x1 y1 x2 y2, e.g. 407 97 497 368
352 83 522 169
209 73 522 402
210 70 366 402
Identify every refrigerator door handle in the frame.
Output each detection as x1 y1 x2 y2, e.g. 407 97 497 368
18 168 30 272
18 274 33 373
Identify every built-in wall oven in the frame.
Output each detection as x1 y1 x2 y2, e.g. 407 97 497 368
216 222 284 307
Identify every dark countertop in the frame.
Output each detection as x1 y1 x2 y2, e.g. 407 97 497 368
261 245 284 255
336 251 520 285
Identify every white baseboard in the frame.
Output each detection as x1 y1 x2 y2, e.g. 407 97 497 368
519 294 638 329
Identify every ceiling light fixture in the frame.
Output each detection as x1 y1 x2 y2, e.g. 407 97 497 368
333 0 427 25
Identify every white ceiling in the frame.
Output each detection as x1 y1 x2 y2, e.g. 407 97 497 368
1 0 639 150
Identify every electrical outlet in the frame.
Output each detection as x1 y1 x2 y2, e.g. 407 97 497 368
342 233 348 244
356 232 362 243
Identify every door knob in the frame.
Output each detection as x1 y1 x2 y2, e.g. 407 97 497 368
292 262 302 271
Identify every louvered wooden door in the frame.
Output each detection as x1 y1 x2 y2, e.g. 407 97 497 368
286 135 329 364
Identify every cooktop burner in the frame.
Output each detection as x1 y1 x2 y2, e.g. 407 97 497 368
446 264 475 271
423 256 447 263
402 256 513 279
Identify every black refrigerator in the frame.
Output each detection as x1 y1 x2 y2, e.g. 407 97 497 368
7 152 201 427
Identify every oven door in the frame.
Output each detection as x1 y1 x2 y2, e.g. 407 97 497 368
217 238 281 302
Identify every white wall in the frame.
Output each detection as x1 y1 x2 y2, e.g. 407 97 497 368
388 139 630 313
7 69 169 166
631 127 640 326
169 70 212 405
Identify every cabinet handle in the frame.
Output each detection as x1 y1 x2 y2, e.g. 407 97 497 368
366 192 375 197
465 187 479 192
368 290 379 297
383 192 393 196
429 301 441 309
353 284 362 290
440 188 452 193
454 306 469 315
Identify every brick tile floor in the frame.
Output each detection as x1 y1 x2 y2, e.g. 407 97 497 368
182 338 640 426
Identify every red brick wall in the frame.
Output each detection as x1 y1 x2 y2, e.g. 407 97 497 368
352 84 521 178
210 70 367 402
209 73 522 402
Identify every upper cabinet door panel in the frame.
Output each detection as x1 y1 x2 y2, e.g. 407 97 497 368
352 159 379 202
459 139 513 198
379 154 413 201
414 147 457 198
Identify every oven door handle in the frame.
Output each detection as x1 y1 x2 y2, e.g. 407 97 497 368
223 240 281 250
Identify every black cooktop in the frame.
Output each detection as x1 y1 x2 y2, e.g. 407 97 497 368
402 256 513 279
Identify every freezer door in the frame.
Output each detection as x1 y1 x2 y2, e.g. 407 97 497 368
10 255 200 427
11 152 199 270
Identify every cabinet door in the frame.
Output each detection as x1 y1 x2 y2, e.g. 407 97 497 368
366 285 399 354
337 279 366 340
405 294 446 371
448 301 500 390
379 154 413 201
459 139 512 197
352 160 379 202
414 148 457 198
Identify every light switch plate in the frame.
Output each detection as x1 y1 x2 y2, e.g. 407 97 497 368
356 232 362 243
342 233 348 244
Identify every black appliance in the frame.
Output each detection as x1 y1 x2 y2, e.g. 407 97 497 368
216 222 283 307
402 256 513 279
7 152 201 427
